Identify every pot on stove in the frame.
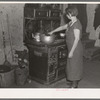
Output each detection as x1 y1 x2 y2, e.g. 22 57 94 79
40 33 55 45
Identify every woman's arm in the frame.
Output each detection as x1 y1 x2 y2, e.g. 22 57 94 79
48 24 68 35
68 28 80 58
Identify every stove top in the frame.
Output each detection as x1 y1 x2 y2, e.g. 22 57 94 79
25 39 66 47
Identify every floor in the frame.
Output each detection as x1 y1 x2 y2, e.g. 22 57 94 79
10 60 100 88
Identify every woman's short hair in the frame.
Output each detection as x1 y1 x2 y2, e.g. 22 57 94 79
65 6 78 16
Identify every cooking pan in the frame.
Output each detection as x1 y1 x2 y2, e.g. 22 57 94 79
40 33 55 45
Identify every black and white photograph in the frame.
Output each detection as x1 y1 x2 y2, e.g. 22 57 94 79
0 1 100 90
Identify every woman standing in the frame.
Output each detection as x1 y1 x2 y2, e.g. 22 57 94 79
48 6 83 88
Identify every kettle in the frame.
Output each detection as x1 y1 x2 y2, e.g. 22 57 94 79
32 32 40 42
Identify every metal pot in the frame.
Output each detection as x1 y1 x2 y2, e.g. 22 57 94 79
40 34 55 45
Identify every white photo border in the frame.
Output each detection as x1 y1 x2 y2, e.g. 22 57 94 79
0 1 100 99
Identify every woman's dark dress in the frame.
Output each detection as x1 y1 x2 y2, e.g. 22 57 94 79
66 19 83 81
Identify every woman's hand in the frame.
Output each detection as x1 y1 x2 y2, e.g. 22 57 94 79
60 33 65 37
68 52 73 58
48 31 53 35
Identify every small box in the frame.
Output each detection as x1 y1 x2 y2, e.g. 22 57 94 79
34 9 48 17
49 10 61 18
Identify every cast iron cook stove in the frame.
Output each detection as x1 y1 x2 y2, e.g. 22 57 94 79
26 39 68 85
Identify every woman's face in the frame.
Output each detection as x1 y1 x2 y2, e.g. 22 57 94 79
66 13 72 20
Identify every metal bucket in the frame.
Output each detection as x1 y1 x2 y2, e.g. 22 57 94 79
0 65 15 88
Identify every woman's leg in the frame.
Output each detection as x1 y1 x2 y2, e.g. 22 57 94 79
66 79 79 88
66 79 72 87
71 80 79 88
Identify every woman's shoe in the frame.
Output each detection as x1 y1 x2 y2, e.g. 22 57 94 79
71 81 78 88
66 80 72 88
